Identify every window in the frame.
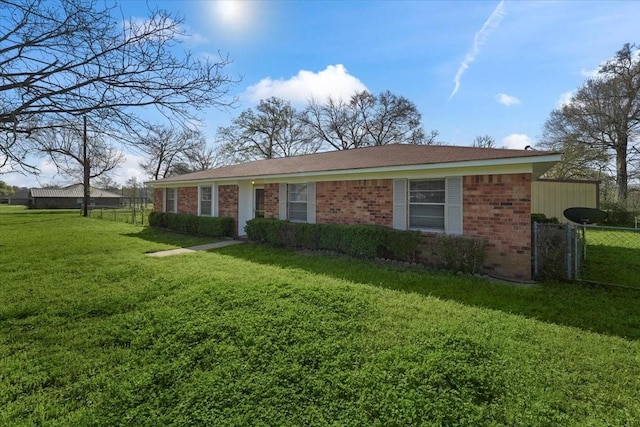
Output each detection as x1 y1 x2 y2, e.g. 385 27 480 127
166 188 176 213
288 184 307 221
409 180 445 230
200 186 212 216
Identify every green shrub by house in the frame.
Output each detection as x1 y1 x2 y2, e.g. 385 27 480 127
245 218 421 261
430 234 486 275
149 212 234 238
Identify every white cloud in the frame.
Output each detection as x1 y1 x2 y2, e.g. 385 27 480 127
495 93 521 106
449 0 507 99
502 133 532 150
557 91 574 108
244 64 368 105
111 152 147 186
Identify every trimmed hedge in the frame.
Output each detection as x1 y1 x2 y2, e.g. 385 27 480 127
149 212 234 238
245 218 422 261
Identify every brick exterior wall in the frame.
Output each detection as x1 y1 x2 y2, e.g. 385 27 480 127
316 179 393 226
264 183 279 219
218 185 239 235
177 187 198 215
154 188 164 211
463 173 532 280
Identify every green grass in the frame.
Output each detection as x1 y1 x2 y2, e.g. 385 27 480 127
582 227 640 287
1 206 640 425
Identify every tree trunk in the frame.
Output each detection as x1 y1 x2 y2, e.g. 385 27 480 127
83 116 89 217
615 135 628 206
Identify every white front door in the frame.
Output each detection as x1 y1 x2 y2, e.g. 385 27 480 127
237 181 253 236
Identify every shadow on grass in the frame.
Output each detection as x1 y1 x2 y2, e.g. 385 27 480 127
217 243 640 341
123 227 218 248
582 245 640 288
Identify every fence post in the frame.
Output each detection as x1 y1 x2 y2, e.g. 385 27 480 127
566 224 573 280
575 226 580 280
532 221 539 277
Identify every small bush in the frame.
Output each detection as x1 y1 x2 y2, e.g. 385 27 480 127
244 218 421 262
531 213 559 224
148 211 168 228
167 213 199 234
149 212 234 238
429 234 486 274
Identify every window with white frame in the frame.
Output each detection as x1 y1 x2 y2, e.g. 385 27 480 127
287 184 307 221
200 186 212 216
408 179 445 231
166 188 177 213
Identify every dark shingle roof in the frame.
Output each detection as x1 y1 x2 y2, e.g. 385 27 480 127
151 144 560 184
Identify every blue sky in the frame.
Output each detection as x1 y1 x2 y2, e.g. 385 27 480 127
5 0 640 188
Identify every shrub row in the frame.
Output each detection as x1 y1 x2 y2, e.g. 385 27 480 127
244 218 422 261
149 212 234 238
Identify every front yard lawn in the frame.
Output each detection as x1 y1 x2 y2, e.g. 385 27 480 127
1 206 639 425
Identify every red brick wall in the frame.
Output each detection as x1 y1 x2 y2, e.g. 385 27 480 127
316 179 393 226
154 188 163 212
463 173 532 280
177 187 198 215
264 183 279 219
218 185 238 234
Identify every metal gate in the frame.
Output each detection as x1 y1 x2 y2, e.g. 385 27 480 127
532 222 582 280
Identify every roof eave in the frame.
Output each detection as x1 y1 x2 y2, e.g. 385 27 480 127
149 153 562 187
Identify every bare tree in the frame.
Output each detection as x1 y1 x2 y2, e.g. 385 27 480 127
94 175 118 192
303 90 435 150
31 118 124 215
34 124 123 182
0 0 236 173
137 125 210 179
185 142 219 171
539 43 640 203
216 97 319 163
303 96 363 150
472 135 497 148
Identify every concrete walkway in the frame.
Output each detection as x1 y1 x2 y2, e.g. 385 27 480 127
146 240 245 257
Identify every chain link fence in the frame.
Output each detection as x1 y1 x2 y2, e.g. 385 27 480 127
580 225 640 287
532 222 640 287
86 198 152 226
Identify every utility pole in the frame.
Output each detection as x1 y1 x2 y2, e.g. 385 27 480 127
83 116 89 217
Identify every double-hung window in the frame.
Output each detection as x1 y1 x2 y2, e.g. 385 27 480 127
165 188 177 213
200 186 212 216
394 177 462 234
408 180 445 231
287 184 307 222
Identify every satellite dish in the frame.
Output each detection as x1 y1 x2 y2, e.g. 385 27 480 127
563 207 608 224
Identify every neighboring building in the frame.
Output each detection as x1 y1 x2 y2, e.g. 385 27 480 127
30 184 123 209
0 188 30 205
531 179 600 222
149 144 561 280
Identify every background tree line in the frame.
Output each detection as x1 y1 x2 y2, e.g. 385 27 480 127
538 43 639 211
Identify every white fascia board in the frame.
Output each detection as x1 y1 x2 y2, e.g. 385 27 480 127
149 153 562 187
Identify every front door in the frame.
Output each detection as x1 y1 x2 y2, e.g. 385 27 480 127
254 188 265 218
